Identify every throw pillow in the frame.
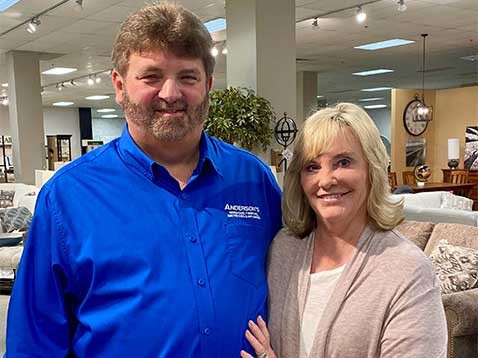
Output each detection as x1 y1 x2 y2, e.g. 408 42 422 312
0 206 32 233
440 192 473 211
429 239 478 294
0 190 14 208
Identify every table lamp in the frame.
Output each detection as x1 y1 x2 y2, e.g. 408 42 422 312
447 138 459 169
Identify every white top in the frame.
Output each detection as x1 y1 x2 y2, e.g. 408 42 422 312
300 265 345 358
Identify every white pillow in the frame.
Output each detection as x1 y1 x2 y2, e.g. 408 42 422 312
440 192 473 211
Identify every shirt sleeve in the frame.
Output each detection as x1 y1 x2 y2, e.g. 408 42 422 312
380 260 448 358
5 187 73 357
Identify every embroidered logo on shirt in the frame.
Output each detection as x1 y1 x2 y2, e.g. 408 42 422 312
224 204 261 220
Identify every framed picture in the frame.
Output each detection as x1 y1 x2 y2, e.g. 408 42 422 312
464 126 478 169
406 138 426 167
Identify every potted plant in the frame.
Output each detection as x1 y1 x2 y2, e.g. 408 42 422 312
205 87 275 151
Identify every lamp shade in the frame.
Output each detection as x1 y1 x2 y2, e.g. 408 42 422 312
447 138 460 160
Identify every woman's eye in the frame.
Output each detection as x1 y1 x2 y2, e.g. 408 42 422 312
305 164 320 172
337 158 351 167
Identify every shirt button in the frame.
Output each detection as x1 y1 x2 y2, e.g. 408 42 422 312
189 236 197 243
203 328 211 335
180 192 188 199
197 279 205 287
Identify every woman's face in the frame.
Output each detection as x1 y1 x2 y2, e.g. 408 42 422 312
300 128 369 230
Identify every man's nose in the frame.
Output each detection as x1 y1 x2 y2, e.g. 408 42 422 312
159 78 181 103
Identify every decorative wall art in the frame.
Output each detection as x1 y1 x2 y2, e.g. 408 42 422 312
464 126 478 170
406 138 426 167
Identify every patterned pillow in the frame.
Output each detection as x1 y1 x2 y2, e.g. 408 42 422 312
0 206 32 233
429 239 478 294
0 190 14 208
440 192 473 211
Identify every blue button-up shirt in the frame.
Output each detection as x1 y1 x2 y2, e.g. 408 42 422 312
6 128 282 357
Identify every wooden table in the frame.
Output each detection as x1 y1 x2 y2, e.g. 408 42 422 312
408 182 476 197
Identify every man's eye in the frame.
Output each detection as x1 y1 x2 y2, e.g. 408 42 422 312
181 75 199 82
141 74 160 81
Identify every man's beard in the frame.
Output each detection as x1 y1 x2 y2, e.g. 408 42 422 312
121 89 209 142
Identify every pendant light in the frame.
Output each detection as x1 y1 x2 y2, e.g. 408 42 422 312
414 33 433 122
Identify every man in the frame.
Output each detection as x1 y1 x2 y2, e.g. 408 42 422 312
5 3 281 357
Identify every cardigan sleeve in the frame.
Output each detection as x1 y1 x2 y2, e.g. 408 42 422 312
379 257 447 358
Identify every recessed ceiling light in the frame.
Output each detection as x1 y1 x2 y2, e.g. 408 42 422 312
354 39 415 51
360 87 392 92
460 54 478 62
42 67 78 75
85 95 110 100
364 104 387 109
53 101 74 106
101 114 118 118
353 69 394 76
1 83 7 88
359 97 384 102
0 0 21 12
317 95 324 98
97 108 116 113
204 18 226 33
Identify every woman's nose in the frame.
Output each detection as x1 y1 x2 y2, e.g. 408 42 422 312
319 169 337 189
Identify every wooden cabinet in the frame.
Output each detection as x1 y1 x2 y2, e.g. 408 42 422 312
442 169 478 210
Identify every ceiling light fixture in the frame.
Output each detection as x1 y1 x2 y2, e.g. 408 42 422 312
85 95 110 100
364 104 387 109
360 87 392 92
353 69 394 76
97 108 116 113
358 97 384 102
42 67 78 75
87 76 95 86
355 6 367 23
354 39 415 51
1 83 8 88
414 33 433 122
397 0 407 12
211 46 219 57
95 75 101 84
73 0 83 12
0 97 8 106
26 17 41 34
53 101 74 106
312 18 319 30
101 114 118 119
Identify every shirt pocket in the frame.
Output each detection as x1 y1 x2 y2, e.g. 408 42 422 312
225 223 268 288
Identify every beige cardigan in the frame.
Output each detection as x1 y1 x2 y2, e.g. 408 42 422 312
267 225 447 358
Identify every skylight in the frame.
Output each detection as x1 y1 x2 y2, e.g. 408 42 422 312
358 97 384 102
42 67 78 75
0 0 21 12
364 104 387 109
360 87 392 92
354 39 414 51
204 18 226 33
353 69 394 76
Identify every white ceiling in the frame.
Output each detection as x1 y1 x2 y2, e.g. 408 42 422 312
0 0 477 116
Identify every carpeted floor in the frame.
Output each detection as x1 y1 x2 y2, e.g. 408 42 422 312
0 294 9 354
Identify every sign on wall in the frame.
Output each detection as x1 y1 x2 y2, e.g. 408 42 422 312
464 126 478 169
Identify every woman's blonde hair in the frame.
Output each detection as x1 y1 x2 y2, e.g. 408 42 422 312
283 103 403 238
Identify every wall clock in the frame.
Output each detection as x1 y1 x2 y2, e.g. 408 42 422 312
403 99 428 136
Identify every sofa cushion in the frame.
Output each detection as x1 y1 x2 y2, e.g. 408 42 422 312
393 191 445 208
440 192 473 211
0 207 32 233
429 239 478 294
403 206 478 227
395 220 434 251
0 190 14 209
425 223 478 256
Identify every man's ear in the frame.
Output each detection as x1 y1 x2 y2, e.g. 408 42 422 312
111 70 125 104
207 76 213 92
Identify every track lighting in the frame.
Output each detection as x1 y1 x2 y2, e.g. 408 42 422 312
397 0 407 12
312 18 319 30
211 46 219 57
221 47 227 55
26 17 41 34
355 6 367 23
95 75 101 84
87 76 94 86
0 97 8 106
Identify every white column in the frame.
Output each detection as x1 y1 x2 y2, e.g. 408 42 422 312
296 71 318 128
226 0 296 162
6 51 45 184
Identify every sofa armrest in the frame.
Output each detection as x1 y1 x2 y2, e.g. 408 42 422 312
442 289 478 337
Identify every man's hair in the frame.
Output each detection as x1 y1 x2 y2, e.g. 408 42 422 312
282 102 403 238
112 2 215 78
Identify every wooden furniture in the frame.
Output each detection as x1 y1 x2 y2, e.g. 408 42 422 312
443 169 478 210
442 169 469 184
46 135 72 171
402 170 415 185
408 182 475 197
388 172 397 190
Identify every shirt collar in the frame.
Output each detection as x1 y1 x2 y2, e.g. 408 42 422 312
117 125 222 181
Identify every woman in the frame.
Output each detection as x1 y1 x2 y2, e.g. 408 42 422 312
241 103 447 358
